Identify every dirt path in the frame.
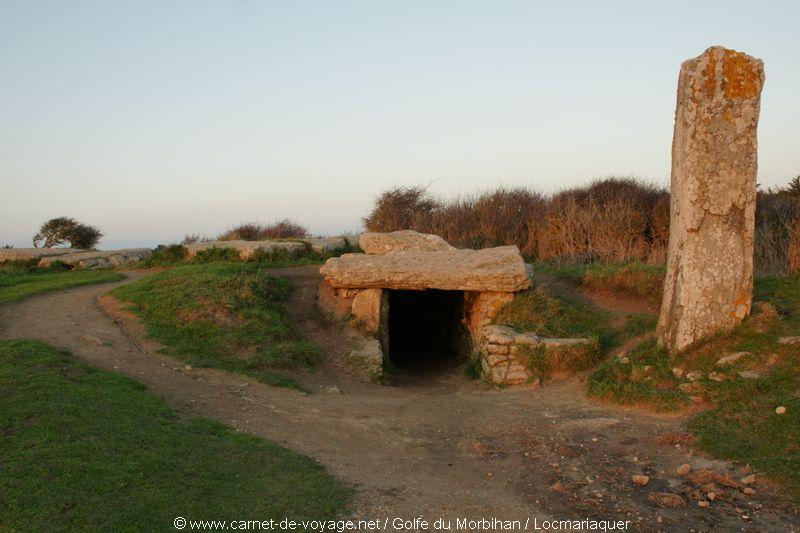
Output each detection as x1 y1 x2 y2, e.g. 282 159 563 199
0 269 797 531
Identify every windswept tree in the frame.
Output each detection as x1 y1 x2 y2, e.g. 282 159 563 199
33 217 103 249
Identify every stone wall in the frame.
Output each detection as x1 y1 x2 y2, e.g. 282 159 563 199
37 248 151 268
480 325 594 385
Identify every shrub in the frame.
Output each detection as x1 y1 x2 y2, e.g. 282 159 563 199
461 351 483 379
32 217 102 249
538 177 667 263
218 220 309 241
362 186 440 233
364 177 667 262
192 247 241 263
756 186 800 274
181 234 211 245
363 176 800 272
151 244 189 264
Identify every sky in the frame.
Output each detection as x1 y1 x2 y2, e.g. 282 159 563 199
1 0 798 248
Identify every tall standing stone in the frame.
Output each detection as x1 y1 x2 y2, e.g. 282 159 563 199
657 46 765 354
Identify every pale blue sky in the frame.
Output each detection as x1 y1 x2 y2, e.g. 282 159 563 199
1 0 798 248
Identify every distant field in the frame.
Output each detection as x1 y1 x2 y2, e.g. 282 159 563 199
0 262 123 304
0 339 351 530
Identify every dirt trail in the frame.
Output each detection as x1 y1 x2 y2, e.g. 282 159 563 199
0 268 797 531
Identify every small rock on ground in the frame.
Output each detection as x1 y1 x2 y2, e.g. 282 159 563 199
715 352 750 366
648 492 685 508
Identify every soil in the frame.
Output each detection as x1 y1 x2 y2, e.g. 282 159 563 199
1 266 798 531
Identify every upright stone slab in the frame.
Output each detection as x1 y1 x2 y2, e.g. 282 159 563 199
657 46 765 354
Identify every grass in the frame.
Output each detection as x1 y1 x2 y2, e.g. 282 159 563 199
491 284 656 380
493 284 655 354
586 273 800 500
111 262 319 390
0 339 351 530
0 260 123 304
586 337 688 411
461 351 483 379
136 241 358 269
537 261 665 298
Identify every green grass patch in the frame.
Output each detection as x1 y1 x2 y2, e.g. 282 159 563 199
111 262 319 390
520 340 602 380
136 241 357 269
0 339 350 530
0 261 123 304
686 274 800 500
492 285 650 354
581 262 665 297
461 351 483 379
586 274 800 500
586 337 688 411
536 261 665 298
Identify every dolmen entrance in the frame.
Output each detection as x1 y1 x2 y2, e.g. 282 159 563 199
317 230 591 384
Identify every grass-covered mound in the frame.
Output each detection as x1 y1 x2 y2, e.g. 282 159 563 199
0 260 123 304
491 285 655 380
111 262 318 389
0 340 351 530
587 274 800 499
493 285 655 353
540 261 665 298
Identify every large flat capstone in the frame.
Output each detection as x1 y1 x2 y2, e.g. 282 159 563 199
319 245 531 292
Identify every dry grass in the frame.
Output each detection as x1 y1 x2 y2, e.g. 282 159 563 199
581 262 665 298
218 219 309 241
521 341 601 380
363 177 800 273
755 191 800 273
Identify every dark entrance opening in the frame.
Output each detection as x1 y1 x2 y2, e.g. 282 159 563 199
387 289 465 374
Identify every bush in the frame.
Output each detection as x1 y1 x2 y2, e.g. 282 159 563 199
362 186 440 233
363 176 799 273
537 177 667 263
32 217 102 249
181 234 211 245
218 220 308 241
192 247 241 263
461 352 483 379
756 185 800 274
146 244 189 265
